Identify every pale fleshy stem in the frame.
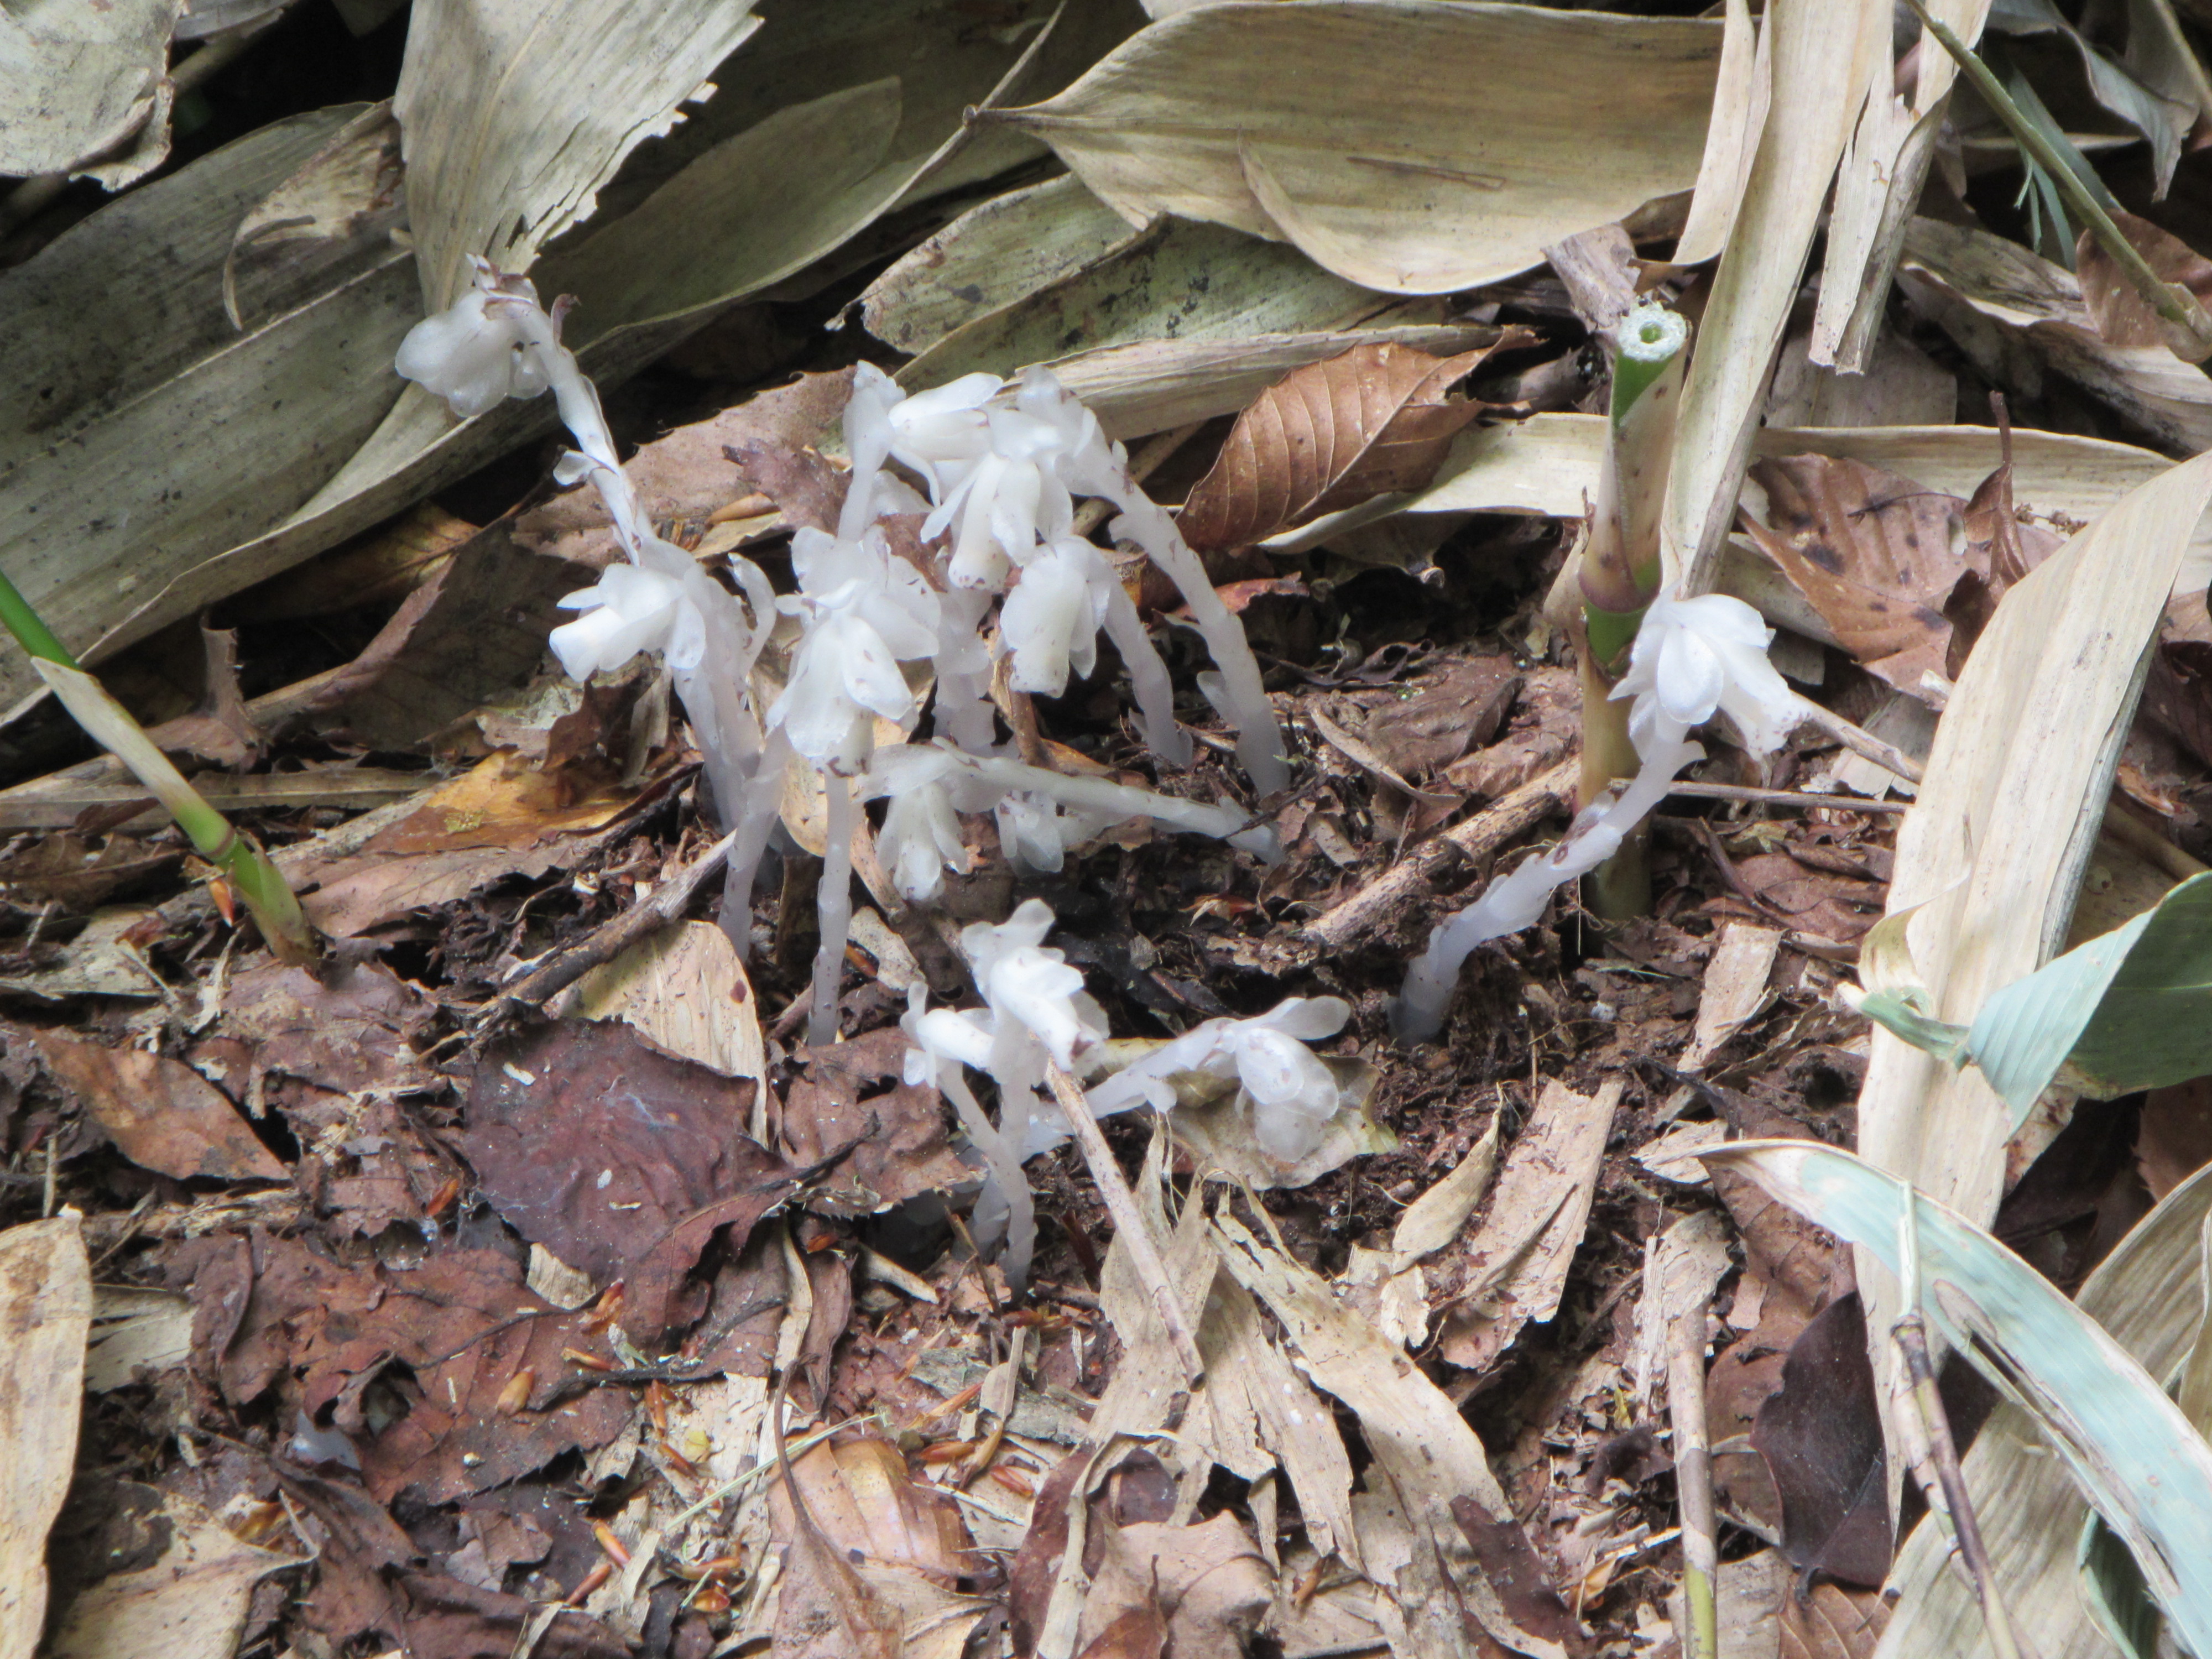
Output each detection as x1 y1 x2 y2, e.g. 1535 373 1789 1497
941 1065 1037 1292
1092 482 1287 797
1097 562 1192 770
719 723 792 956
1394 732 1703 1041
933 585 1000 755
808 766 855 1047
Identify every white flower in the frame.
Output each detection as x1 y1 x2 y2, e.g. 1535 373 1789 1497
549 562 702 680
884 372 1002 494
1611 592 1797 759
900 998 996 1087
994 791 1067 874
770 586 927 770
962 899 1104 1071
394 258 550 419
1000 540 1107 696
770 528 942 770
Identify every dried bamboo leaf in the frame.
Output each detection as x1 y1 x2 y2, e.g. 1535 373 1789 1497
65 17 1087 712
0 0 183 182
1674 0 1768 265
1321 412 2212 594
1663 0 1891 593
1899 216 2212 454
391 0 764 307
861 175 1141 358
1177 342 1501 552
1809 0 1994 369
1854 447 2212 1493
222 99 406 331
992 1 1723 295
1712 1143 2212 1659
0 112 418 718
1042 324 1501 442
900 214 1397 391
0 1215 90 1656
1211 1210 1566 1659
1880 1162 2212 1659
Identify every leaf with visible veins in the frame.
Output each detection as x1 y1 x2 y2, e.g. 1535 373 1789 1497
1176 337 1522 552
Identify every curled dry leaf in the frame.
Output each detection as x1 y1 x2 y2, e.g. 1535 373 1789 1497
1177 340 1515 553
0 1216 90 1659
29 1031 285 1185
2077 210 2212 363
1739 455 1978 698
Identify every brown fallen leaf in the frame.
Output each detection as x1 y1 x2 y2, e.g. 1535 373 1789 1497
779 1028 972 1216
514 368 857 567
1437 1078 1621 1372
1177 337 1520 552
1739 455 1974 699
163 1233 632 1506
1780 1578 1890 1659
29 1031 285 1183
0 833 181 911
219 958 437 1096
289 750 658 938
47 1488 298 1659
457 1018 786 1340
2076 210 2212 363
1449 1499 1585 1656
1749 1292 1891 1588
0 1215 90 1659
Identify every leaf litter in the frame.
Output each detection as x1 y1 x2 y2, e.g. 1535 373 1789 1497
12 6 2212 1659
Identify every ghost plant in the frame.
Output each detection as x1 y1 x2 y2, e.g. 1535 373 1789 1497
398 260 1287 1052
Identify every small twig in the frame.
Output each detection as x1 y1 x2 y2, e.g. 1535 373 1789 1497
478 827 735 1024
1042 1060 1204 1386
1667 1298 1719 1659
1304 758 1579 951
1667 780 1906 813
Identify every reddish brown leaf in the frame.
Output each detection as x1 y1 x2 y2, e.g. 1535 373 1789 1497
1451 1499 1586 1655
164 1234 633 1506
1177 338 1515 552
457 1019 785 1340
1750 1293 1893 1588
221 959 437 1096
2077 210 2212 361
1740 455 1976 698
779 1028 972 1217
0 833 181 910
30 1031 285 1183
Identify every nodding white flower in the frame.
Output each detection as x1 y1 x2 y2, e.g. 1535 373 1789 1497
770 582 932 770
770 526 942 769
900 997 996 1088
1612 591 1796 759
395 258 552 419
1000 539 1107 696
994 791 1067 875
1084 996 1352 1161
962 899 1105 1071
549 562 703 680
883 372 1001 492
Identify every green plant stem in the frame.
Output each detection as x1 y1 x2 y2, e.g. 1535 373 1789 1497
1578 304 1687 916
1905 0 2212 344
1668 1298 1719 1659
23 659 315 963
0 568 79 670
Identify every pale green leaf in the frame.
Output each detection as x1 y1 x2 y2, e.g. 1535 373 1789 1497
1706 1139 2212 1659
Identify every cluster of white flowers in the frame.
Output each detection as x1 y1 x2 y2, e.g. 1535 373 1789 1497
396 265 1284 1057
